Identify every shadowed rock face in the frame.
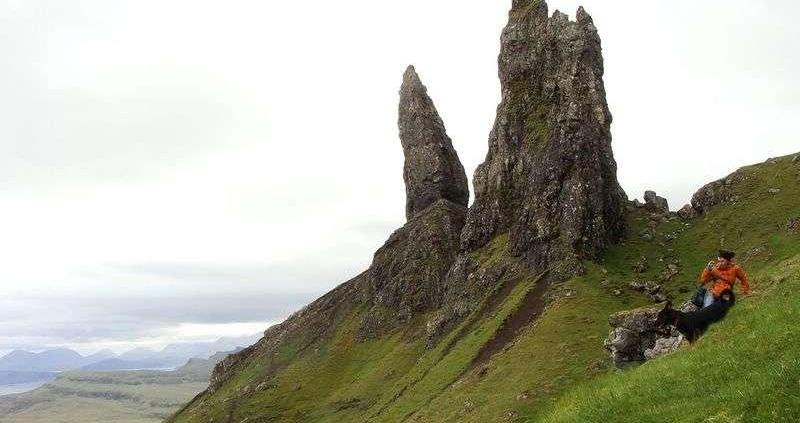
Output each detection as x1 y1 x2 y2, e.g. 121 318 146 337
460 0 627 278
359 199 466 338
359 68 469 337
399 65 469 221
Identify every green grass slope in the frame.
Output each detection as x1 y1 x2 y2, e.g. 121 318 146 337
538 154 800 423
542 255 800 423
170 153 800 422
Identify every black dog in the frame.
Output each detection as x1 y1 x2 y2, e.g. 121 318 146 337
657 290 736 342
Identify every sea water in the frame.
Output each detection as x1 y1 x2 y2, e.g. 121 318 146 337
0 379 52 396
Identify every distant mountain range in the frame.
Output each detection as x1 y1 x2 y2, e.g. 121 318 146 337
0 334 260 375
0 349 87 372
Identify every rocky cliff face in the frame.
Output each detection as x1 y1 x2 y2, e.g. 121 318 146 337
359 199 466 338
399 66 469 220
359 67 468 337
205 67 469 390
172 1 631 419
460 0 627 279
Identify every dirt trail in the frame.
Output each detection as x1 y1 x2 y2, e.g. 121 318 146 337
469 269 552 369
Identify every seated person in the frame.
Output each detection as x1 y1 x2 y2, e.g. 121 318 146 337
699 249 750 307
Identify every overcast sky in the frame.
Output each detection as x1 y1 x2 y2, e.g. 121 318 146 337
1 0 797 355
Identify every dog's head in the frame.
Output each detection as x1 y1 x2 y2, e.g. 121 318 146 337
655 301 678 327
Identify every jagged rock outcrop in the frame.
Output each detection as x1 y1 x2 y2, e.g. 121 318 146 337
604 302 685 367
459 0 627 279
399 66 469 220
691 178 733 214
644 190 669 213
205 67 470 391
359 199 466 338
428 1 629 349
678 204 696 219
358 67 469 337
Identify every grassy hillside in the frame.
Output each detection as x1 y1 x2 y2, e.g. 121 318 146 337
542 254 800 422
0 359 215 423
170 153 799 422
537 154 800 422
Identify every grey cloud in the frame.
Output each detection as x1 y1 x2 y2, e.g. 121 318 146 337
109 259 366 294
0 291 316 349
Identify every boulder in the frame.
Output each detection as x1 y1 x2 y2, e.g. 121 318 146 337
644 335 684 360
604 302 683 367
677 204 696 219
644 190 669 213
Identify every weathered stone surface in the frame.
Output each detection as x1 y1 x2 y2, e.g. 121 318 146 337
628 280 660 294
359 199 466 338
644 335 684 360
458 1 627 279
399 65 469 220
628 280 669 303
644 190 669 213
431 252 527 347
356 68 470 338
678 204 696 219
691 177 735 214
604 302 683 367
357 68 470 338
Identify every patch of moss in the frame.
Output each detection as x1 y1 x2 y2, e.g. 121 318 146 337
471 232 510 268
524 104 550 147
512 0 546 20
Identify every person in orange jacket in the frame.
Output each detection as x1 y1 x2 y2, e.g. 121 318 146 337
699 249 751 307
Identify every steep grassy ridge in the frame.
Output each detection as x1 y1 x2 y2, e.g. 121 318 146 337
538 154 800 422
542 255 800 422
171 154 798 422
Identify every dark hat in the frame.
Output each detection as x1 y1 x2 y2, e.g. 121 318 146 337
719 250 736 261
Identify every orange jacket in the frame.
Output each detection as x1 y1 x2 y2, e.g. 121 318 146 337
700 263 750 296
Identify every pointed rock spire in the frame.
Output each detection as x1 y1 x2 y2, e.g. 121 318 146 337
399 65 469 221
460 0 627 278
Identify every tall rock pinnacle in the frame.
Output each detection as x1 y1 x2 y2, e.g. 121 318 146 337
356 66 469 338
399 65 469 220
460 0 627 277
